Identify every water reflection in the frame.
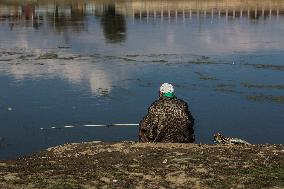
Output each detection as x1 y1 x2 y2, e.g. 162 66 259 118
0 0 284 159
127 0 284 20
101 5 126 44
47 3 87 33
2 52 116 96
1 0 284 45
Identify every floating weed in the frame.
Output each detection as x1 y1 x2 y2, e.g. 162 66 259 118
185 55 217 64
242 82 284 90
146 53 179 57
121 57 137 62
215 84 236 93
0 59 12 61
17 54 35 60
58 57 75 60
244 63 284 71
188 60 216 64
2 51 23 56
201 56 210 60
172 83 187 89
88 54 102 58
94 88 111 97
101 55 137 62
246 94 284 103
38 53 58 59
34 63 45 66
195 72 217 80
57 46 71 49
152 59 168 63
125 54 140 58
101 55 118 60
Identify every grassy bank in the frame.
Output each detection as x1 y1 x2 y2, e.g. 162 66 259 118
0 142 284 188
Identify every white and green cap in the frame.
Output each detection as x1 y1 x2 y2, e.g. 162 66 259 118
160 83 175 97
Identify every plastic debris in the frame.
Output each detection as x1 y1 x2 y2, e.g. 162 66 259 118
162 159 167 164
8 107 12 111
113 179 118 183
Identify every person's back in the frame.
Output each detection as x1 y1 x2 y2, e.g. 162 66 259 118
139 83 195 143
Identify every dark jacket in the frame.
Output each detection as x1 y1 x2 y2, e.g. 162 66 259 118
139 96 195 143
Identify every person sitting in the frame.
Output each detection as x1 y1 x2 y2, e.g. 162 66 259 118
139 83 195 143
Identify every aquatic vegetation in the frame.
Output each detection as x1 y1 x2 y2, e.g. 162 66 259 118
125 54 140 58
242 82 284 89
121 57 137 62
0 59 12 62
58 57 75 60
187 60 216 64
244 63 284 71
57 46 71 49
195 72 217 80
38 53 58 60
152 59 168 63
184 55 216 64
17 54 35 60
97 88 109 97
34 63 45 66
246 94 284 103
215 84 236 92
146 53 179 58
1 51 23 56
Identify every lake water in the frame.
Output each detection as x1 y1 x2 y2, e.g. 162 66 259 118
0 0 284 159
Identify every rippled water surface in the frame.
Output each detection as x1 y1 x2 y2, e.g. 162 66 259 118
0 0 284 159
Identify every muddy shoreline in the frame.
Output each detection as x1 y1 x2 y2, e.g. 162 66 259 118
0 141 283 188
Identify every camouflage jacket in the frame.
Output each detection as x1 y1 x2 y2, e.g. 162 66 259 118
139 96 195 143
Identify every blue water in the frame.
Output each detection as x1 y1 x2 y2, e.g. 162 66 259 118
0 0 284 159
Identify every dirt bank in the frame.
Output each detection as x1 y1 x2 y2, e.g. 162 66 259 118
0 142 283 188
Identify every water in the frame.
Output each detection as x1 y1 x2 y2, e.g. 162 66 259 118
0 0 284 159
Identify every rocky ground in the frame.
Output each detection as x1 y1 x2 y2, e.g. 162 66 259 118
0 142 284 189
